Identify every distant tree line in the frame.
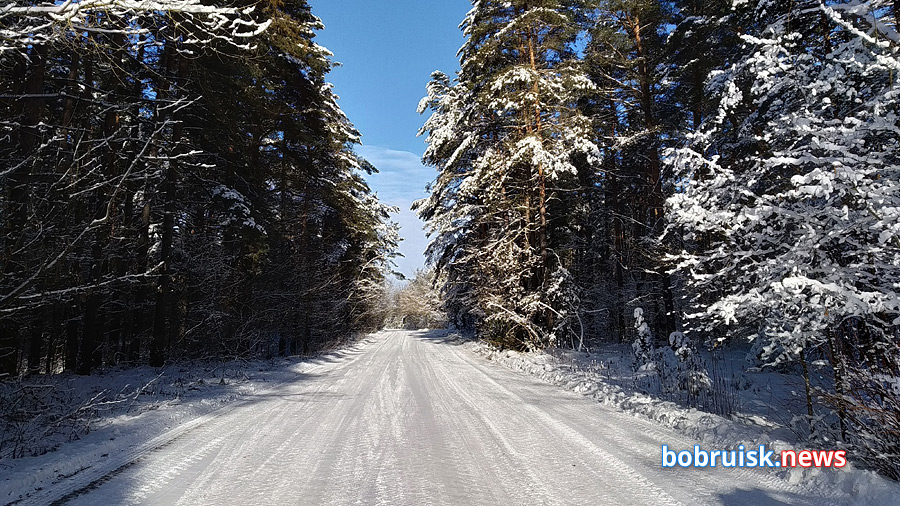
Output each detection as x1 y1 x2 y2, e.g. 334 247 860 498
0 0 399 378
385 269 448 330
418 0 900 478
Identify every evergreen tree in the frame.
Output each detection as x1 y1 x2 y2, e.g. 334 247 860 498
418 0 600 350
0 1 398 376
580 0 679 340
667 0 900 472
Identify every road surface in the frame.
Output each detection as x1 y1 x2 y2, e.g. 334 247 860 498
43 330 846 505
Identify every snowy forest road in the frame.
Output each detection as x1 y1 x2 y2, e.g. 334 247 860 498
47 330 839 505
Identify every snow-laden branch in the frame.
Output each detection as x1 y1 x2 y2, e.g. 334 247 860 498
0 109 177 310
0 1 271 53
669 0 900 365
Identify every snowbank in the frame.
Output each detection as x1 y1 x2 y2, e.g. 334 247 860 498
465 339 900 504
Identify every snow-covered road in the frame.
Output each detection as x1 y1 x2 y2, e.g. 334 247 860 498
27 330 856 505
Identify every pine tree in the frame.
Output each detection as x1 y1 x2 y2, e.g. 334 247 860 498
580 0 678 340
418 0 600 350
0 1 398 376
667 0 900 465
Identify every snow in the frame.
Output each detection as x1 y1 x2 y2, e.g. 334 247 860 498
4 330 898 505
467 338 900 505
0 340 377 505
1 1 272 53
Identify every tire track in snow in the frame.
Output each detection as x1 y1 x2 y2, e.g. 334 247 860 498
34 330 863 505
434 339 682 506
17 335 382 506
451 341 847 506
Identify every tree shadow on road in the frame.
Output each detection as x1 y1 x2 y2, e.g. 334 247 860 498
716 486 839 506
406 328 473 347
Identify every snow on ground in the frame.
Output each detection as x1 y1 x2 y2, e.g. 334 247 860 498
2 329 898 505
465 336 900 503
0 335 381 505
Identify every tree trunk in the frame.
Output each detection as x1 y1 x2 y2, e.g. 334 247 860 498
60 52 80 153
632 15 677 337
632 15 663 221
26 321 44 376
1 45 47 377
150 41 182 367
527 29 549 288
150 182 175 367
65 305 80 372
800 351 816 436
826 329 848 441
78 241 104 375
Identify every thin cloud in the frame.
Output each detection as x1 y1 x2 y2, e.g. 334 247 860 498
392 207 429 279
356 144 433 278
357 145 432 204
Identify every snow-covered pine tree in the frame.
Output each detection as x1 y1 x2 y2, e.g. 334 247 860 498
0 1 398 374
0 1 271 375
582 0 678 340
417 0 600 350
181 0 399 356
414 70 481 331
667 0 900 470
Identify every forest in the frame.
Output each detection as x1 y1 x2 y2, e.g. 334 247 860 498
415 0 900 478
0 1 400 377
1 0 899 485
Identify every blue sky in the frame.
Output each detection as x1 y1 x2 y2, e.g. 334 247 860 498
312 1 471 280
